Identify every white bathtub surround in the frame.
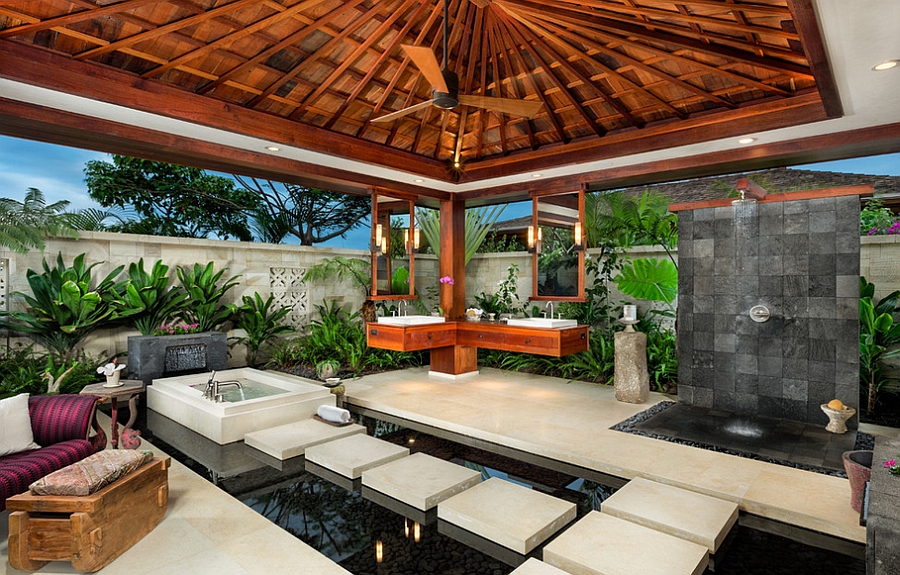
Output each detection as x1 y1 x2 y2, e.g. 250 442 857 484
146 368 333 444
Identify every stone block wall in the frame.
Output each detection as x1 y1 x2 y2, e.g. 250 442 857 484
676 195 861 425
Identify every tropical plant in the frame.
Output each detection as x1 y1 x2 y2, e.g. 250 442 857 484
860 277 900 414
474 263 521 316
0 253 133 360
416 205 506 264
589 190 678 266
175 261 241 332
302 257 374 320
232 292 295 365
0 188 77 253
63 207 129 231
123 258 190 336
646 327 678 392
613 258 678 317
860 198 900 236
557 334 616 383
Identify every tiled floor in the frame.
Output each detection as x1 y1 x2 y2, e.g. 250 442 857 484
631 403 858 471
2 367 897 574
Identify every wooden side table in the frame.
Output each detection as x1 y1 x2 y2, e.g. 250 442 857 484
80 380 146 449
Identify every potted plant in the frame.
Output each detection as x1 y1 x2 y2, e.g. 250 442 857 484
97 358 126 388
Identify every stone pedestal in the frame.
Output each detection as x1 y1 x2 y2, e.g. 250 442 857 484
614 329 649 404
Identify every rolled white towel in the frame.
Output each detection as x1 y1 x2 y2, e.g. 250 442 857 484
317 404 351 424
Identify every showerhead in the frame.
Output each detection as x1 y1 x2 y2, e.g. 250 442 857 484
735 178 768 200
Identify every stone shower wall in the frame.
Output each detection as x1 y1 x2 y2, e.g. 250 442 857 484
676 195 861 425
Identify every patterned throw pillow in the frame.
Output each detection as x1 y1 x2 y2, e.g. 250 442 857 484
0 393 40 457
29 450 153 496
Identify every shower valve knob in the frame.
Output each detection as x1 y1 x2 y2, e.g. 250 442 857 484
749 305 770 323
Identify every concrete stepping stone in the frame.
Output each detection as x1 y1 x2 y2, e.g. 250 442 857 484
543 511 709 575
361 452 481 511
243 419 364 460
510 558 572 575
305 434 409 479
601 476 738 553
438 477 576 555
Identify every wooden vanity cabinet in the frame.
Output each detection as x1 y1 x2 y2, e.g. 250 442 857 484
367 321 588 357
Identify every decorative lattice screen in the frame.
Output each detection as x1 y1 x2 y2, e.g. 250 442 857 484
269 267 309 330
0 258 7 312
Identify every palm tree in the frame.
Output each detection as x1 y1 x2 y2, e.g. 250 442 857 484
0 188 77 253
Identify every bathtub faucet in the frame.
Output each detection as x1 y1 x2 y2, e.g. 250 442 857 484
203 370 243 402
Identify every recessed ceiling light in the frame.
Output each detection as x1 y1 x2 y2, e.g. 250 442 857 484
873 60 899 71
414 178 424 183
532 173 542 178
453 161 460 168
265 145 280 151
738 137 756 144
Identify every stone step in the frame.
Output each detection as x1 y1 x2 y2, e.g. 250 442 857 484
243 419 364 460
361 452 482 511
543 511 709 575
438 477 576 555
304 434 409 479
510 558 572 575
601 476 738 553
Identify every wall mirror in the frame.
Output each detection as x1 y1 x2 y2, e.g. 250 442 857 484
530 190 585 301
371 192 418 299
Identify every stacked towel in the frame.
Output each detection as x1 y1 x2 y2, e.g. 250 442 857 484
317 404 351 424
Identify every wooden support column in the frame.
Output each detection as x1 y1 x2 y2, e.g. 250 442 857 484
431 196 478 376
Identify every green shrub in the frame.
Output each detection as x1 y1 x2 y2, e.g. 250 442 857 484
175 261 240 332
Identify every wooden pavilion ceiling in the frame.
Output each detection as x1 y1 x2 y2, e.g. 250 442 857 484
0 0 839 187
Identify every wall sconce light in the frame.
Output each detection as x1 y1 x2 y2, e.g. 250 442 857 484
527 226 542 254
574 222 584 251
405 228 420 254
405 518 410 538
413 522 421 543
373 224 384 253
375 540 383 563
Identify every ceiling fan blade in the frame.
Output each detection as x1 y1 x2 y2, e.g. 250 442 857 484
458 95 543 118
400 44 449 93
370 100 433 123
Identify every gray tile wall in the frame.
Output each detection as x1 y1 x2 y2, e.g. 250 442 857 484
677 196 860 425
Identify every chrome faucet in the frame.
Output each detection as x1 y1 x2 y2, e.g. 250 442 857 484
400 299 409 316
203 370 243 402
545 301 554 318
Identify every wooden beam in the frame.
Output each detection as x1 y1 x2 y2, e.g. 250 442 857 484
786 0 843 118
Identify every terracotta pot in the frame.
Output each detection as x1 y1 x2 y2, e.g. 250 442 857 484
842 450 873 513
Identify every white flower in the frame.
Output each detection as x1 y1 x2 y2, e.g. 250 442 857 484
96 362 126 376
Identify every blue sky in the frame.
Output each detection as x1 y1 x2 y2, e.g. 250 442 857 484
1 134 897 249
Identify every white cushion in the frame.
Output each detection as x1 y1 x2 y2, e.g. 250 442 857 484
0 393 41 457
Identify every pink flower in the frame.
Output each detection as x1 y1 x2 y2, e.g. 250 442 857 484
439 275 455 285
885 459 897 468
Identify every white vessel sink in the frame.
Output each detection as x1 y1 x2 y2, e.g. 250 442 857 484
507 317 578 329
377 315 447 326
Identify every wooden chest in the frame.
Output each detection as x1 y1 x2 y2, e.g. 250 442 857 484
6 456 170 572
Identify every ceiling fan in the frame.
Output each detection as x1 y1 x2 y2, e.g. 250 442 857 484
371 0 543 124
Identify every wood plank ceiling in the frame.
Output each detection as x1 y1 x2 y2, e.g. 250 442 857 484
0 0 837 186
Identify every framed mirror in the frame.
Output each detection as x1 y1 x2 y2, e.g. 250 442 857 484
530 190 585 301
371 192 418 299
